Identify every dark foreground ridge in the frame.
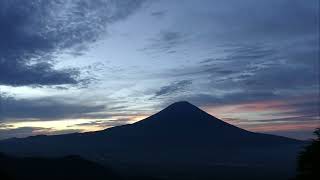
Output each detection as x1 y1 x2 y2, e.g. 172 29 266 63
0 153 158 180
0 101 307 180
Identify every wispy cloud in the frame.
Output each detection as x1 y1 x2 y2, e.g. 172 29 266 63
143 31 188 54
154 80 192 97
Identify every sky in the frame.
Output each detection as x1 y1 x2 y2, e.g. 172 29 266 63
0 0 319 140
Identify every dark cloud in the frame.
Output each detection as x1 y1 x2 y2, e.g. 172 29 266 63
0 0 146 87
0 61 80 86
0 95 107 122
154 80 192 97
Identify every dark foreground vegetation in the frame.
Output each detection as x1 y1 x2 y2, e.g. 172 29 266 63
296 128 320 179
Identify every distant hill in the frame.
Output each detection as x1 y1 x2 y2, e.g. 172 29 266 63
0 153 120 180
0 101 307 179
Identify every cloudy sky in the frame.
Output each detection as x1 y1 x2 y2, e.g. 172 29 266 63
0 0 319 140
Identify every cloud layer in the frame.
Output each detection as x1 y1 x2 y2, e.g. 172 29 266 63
0 0 145 86
0 95 106 122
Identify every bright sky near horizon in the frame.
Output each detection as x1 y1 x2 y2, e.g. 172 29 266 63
0 0 319 140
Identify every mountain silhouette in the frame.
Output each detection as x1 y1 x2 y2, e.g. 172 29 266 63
0 101 307 179
133 101 241 130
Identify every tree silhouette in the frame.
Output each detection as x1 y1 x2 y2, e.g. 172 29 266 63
296 128 320 179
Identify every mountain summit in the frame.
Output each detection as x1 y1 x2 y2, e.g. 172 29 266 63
160 101 200 112
132 101 244 136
